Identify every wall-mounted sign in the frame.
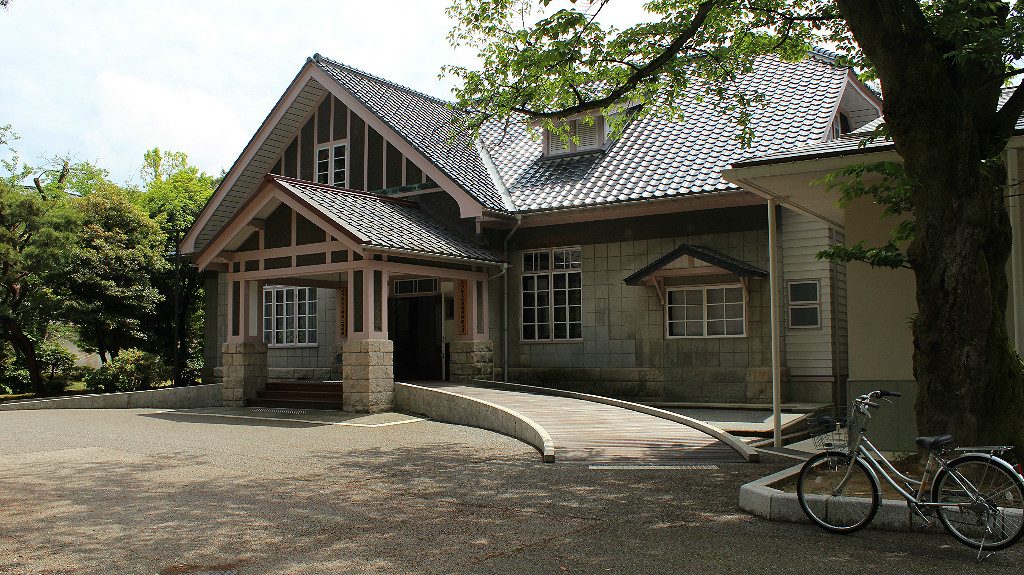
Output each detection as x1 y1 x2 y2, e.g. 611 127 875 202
457 279 469 335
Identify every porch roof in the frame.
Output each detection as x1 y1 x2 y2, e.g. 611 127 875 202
270 175 505 264
623 243 768 286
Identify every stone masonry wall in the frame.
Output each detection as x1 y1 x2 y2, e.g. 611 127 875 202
449 340 495 383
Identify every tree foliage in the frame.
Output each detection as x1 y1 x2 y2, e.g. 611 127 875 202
0 126 81 395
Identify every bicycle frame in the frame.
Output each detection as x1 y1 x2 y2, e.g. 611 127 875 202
836 418 1004 518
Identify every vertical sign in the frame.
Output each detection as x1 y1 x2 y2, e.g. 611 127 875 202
457 279 469 335
338 286 348 337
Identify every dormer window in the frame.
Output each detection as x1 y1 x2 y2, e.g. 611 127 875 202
829 112 852 140
544 116 605 157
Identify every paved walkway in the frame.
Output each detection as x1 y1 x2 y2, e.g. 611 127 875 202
417 382 744 464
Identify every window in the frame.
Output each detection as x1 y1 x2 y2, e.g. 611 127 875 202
788 280 821 328
263 286 318 345
393 278 438 296
522 247 582 340
829 113 852 140
545 117 604 156
316 142 347 186
666 285 745 338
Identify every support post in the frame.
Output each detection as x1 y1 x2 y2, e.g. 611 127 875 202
767 199 783 448
1007 148 1024 355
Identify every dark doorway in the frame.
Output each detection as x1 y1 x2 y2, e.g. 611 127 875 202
389 294 443 381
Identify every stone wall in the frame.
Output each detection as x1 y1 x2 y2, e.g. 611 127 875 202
449 340 494 383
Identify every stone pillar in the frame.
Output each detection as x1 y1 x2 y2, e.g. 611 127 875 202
221 341 268 407
341 338 394 412
449 340 495 383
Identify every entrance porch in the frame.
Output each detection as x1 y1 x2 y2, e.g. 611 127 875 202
197 175 503 412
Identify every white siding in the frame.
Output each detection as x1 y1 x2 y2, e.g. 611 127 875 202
780 209 837 383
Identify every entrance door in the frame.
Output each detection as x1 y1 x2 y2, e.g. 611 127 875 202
388 294 442 381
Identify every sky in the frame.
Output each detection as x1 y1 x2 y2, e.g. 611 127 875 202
0 0 649 186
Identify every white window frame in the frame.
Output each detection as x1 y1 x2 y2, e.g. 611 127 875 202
544 117 605 157
263 286 318 347
665 283 747 339
315 140 348 187
787 280 822 329
521 246 583 342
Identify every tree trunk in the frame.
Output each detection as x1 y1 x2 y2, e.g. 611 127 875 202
905 143 1024 449
0 316 46 396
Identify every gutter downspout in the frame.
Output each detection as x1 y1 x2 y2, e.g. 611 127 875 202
502 216 523 382
1007 148 1024 355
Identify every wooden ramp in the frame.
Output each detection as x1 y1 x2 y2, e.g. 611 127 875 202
415 382 745 464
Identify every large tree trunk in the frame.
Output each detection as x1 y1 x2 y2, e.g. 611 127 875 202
0 316 46 396
906 146 1024 448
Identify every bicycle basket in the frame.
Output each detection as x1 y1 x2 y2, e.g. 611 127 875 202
808 415 848 450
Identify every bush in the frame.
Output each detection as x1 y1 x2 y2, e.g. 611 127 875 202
85 349 169 393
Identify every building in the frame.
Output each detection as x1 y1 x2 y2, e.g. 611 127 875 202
181 49 881 412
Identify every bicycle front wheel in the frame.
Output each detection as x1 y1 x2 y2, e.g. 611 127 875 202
932 454 1024 551
797 450 880 533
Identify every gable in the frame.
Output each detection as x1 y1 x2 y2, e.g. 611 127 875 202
266 93 435 194
182 57 507 256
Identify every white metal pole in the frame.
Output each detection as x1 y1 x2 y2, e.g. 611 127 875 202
767 198 783 448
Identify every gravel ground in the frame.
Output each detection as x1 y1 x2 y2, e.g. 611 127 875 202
0 408 1019 574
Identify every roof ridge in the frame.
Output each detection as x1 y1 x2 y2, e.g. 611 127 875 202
809 46 840 65
265 174 420 208
312 53 456 108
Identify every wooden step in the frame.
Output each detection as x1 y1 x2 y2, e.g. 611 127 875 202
256 390 342 402
265 381 343 393
248 398 344 410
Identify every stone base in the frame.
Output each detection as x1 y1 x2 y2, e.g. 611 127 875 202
745 367 791 403
341 339 394 413
449 340 494 383
221 341 268 407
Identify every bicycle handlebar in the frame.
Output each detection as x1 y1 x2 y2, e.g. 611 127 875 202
877 390 902 398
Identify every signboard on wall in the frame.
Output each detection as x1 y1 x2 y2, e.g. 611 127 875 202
457 279 469 335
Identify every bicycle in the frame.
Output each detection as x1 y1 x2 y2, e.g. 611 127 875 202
796 389 1024 558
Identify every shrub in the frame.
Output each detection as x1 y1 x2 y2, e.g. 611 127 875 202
85 349 169 393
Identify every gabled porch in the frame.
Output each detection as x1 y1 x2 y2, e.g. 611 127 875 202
195 175 503 412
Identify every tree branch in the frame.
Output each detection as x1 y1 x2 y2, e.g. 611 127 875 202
995 81 1024 140
511 0 720 119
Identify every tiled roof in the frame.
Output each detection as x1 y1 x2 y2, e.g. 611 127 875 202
735 88 1024 167
313 55 512 213
624 243 768 286
270 176 504 263
479 53 851 212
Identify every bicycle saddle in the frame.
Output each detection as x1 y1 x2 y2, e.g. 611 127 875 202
916 434 954 451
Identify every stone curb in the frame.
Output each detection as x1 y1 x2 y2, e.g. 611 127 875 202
470 380 759 462
739 462 941 532
0 384 224 411
394 382 555 463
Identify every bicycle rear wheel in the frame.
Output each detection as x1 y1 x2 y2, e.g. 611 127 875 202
932 454 1024 551
797 450 880 533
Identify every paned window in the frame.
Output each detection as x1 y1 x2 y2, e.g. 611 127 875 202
666 285 745 338
316 143 347 186
788 280 821 328
263 286 318 345
522 247 582 340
